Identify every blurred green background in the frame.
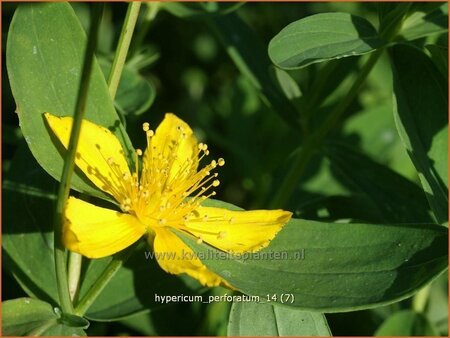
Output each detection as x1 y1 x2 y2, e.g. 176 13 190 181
2 2 448 336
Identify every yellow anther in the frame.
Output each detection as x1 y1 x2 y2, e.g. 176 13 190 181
146 130 154 137
210 160 217 168
196 237 203 244
136 149 143 156
142 122 150 131
212 179 220 187
107 157 115 165
218 158 225 166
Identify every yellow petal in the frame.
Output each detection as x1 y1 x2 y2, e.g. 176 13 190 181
44 113 131 201
64 196 145 258
144 113 198 182
152 228 228 287
185 206 292 253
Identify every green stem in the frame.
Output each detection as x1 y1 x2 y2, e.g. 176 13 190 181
130 2 160 56
67 252 83 301
270 48 384 208
53 4 103 314
107 2 141 100
74 246 137 316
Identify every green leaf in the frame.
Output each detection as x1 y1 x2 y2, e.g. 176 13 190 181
2 298 86 336
3 144 59 304
390 44 448 224
270 67 302 101
324 142 432 223
6 3 134 200
400 3 448 41
39 324 86 336
209 13 301 127
268 13 383 70
375 310 438 336
59 312 90 328
98 58 155 116
2 298 58 336
426 44 448 78
228 302 331 336
162 2 244 19
178 199 448 312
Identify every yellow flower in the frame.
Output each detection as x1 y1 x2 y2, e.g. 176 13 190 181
44 112 292 287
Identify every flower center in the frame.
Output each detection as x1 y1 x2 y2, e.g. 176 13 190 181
106 121 225 231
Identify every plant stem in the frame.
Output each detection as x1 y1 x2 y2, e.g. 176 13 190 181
107 2 141 100
130 2 160 56
72 5 147 315
67 252 83 301
270 48 384 208
74 246 136 316
52 4 103 315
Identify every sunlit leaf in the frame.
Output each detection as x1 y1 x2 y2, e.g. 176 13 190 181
269 13 383 69
228 302 331 336
6 3 133 200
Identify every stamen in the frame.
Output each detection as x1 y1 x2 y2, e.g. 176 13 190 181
112 121 228 230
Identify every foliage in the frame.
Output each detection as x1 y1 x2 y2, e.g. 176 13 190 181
2 1 448 336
